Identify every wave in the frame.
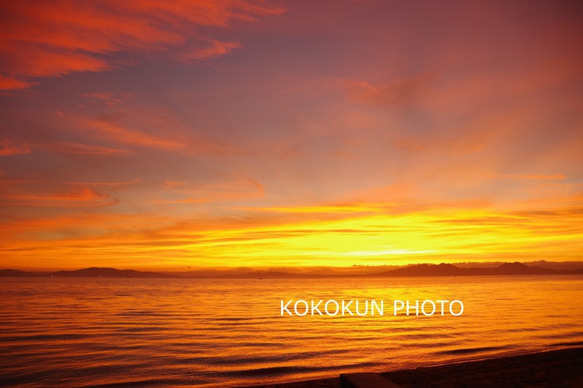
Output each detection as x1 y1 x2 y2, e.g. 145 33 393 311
436 345 515 356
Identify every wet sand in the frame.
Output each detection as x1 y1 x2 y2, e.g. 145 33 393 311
245 347 583 388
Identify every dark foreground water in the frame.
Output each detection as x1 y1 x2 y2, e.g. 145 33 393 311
1 276 582 387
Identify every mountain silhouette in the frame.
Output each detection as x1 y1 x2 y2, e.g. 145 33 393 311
375 262 559 277
0 263 581 278
50 267 175 278
376 263 467 277
0 269 30 277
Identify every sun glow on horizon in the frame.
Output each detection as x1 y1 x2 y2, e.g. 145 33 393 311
1 203 582 269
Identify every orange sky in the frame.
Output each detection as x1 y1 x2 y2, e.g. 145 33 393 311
1 0 582 269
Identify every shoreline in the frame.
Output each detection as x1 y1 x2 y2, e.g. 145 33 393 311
243 346 583 388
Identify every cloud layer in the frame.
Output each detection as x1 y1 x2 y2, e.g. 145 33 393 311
0 0 285 89
1 0 582 269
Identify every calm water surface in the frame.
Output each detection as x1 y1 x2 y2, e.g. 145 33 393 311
1 276 582 387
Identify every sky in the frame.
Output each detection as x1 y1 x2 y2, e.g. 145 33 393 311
1 0 582 270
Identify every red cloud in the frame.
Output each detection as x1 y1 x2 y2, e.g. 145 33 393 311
42 142 131 155
83 119 185 151
186 39 243 60
6 187 118 207
0 75 36 90
0 138 30 156
81 92 134 106
0 0 285 89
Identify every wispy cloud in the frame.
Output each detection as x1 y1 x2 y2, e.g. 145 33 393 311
0 0 286 89
42 142 131 155
234 203 388 214
68 178 141 187
83 119 185 151
150 197 209 205
81 92 134 106
185 39 243 60
340 73 436 106
0 75 35 90
0 138 30 156
4 187 118 207
495 173 566 181
164 179 189 189
154 176 264 205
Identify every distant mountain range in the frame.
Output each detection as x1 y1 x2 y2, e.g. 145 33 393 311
1 262 582 278
372 262 583 277
0 267 175 278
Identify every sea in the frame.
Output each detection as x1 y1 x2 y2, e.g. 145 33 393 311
1 275 582 387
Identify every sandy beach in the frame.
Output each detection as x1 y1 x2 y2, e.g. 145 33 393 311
245 347 583 388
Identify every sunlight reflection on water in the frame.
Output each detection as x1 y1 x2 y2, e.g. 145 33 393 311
0 276 582 387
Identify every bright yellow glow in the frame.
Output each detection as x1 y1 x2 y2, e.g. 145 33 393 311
3 205 582 269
